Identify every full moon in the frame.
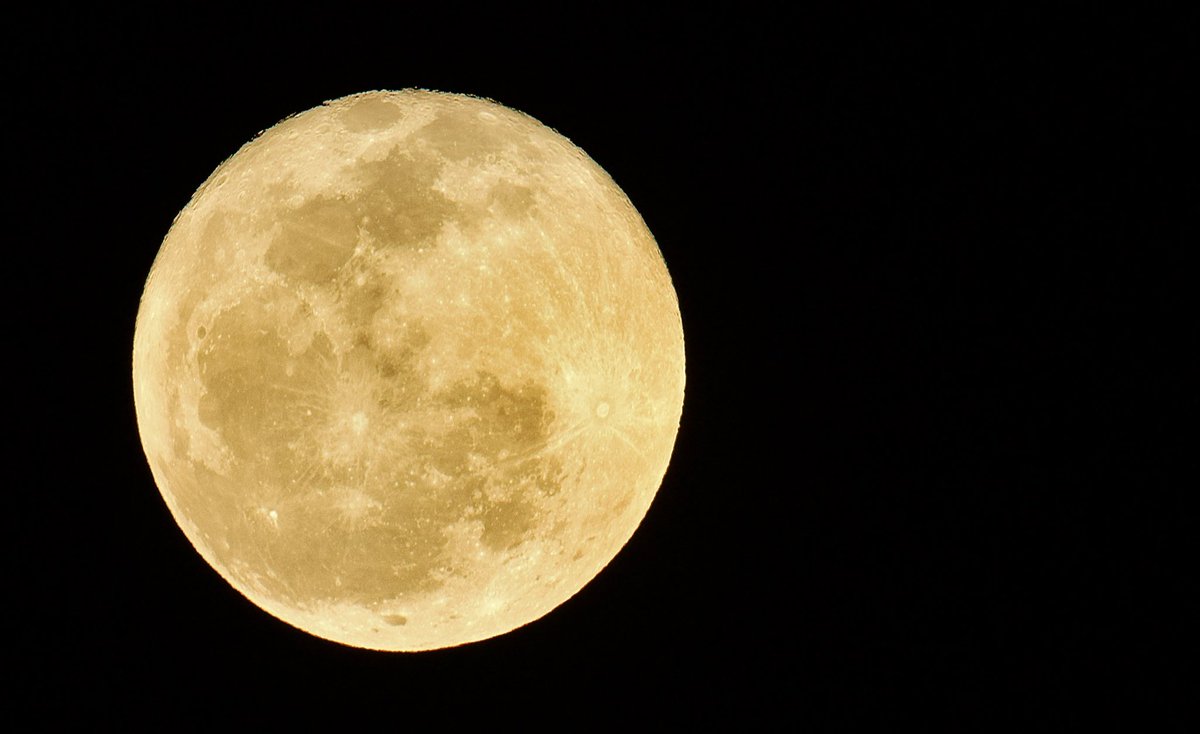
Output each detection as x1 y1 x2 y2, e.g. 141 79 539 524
132 90 685 651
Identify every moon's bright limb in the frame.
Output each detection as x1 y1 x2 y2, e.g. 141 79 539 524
132 90 685 651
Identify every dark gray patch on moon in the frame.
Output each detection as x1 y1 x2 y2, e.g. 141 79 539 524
265 196 360 283
354 148 459 251
417 108 508 162
263 146 461 286
480 496 539 551
488 180 536 217
341 96 405 132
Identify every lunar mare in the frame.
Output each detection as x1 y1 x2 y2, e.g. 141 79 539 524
132 90 685 651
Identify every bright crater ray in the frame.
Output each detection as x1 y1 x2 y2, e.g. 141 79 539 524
132 90 685 651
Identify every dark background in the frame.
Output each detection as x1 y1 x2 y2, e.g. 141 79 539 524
8 7 1187 728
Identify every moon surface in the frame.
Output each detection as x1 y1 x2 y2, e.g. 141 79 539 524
132 90 685 651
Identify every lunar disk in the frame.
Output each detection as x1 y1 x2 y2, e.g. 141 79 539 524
132 90 685 651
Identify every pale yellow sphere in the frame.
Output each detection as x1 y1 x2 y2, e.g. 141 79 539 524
132 90 685 650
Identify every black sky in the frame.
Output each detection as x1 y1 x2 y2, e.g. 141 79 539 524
9 7 1188 728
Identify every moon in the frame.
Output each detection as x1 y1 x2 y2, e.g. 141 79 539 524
132 90 685 651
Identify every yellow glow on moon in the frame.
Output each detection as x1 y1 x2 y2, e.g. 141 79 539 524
132 90 685 651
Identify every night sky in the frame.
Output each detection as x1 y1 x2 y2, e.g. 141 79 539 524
10 8 1186 728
